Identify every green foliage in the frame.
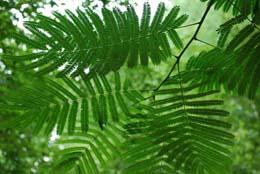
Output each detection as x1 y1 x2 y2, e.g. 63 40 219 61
182 24 260 99
217 14 247 47
0 72 144 135
3 2 187 77
52 123 124 174
1 1 260 174
122 77 233 174
0 125 50 174
200 0 260 18
228 96 260 174
49 78 232 174
0 1 57 173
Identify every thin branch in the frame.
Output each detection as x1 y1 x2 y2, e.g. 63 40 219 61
195 38 222 50
154 1 213 91
154 59 179 91
176 22 200 29
177 63 187 120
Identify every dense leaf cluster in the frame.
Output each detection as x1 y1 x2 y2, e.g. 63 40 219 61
0 0 259 174
4 2 186 77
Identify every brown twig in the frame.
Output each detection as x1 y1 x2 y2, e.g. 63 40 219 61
154 1 213 91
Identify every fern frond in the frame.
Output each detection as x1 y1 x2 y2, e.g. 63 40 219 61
201 0 259 17
3 3 187 77
217 15 247 47
51 123 124 174
123 79 233 174
0 72 145 135
184 24 260 99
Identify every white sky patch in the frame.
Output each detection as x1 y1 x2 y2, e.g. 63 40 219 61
10 0 84 31
50 128 59 142
75 76 81 81
5 70 12 75
43 156 51 162
58 62 68 71
10 8 25 30
84 67 90 74
0 61 6 71
133 0 172 17
11 0 173 31
37 0 84 15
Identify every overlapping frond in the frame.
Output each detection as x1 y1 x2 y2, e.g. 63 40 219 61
0 72 145 135
200 0 260 18
0 2 243 174
3 2 187 77
51 123 124 174
122 78 233 174
184 24 260 99
217 14 247 47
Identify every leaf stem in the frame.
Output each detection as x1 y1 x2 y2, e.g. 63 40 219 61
154 1 213 91
176 22 200 29
194 38 221 49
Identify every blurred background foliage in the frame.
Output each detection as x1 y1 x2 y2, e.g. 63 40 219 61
0 0 259 173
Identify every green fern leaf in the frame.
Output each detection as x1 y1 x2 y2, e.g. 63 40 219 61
123 79 233 174
184 23 260 99
201 0 259 16
52 124 124 174
0 72 145 135
3 3 187 77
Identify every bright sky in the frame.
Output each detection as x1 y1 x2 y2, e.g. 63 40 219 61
39 0 172 14
13 0 172 30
